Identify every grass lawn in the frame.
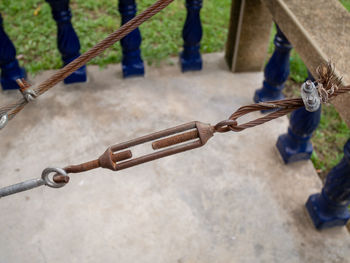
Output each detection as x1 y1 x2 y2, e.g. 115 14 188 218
0 0 230 73
1 0 350 178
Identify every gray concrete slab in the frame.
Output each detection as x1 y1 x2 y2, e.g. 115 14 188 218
0 53 349 263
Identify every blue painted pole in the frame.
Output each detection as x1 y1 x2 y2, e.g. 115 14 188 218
254 24 292 103
0 13 26 90
46 0 87 84
180 0 203 72
119 0 144 78
276 72 321 163
306 139 350 229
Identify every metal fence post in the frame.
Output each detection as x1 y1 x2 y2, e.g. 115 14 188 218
180 0 203 72
0 13 26 90
276 72 321 163
119 0 144 78
306 139 350 229
254 24 292 103
46 0 87 84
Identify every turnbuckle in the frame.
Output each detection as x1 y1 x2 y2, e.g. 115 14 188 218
98 121 215 171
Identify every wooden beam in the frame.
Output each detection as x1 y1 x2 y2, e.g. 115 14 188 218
225 0 272 72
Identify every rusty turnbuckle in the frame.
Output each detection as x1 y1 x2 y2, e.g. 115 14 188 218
53 121 215 183
51 95 308 184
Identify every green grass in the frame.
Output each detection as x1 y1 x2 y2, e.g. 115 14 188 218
311 106 350 178
340 0 350 10
0 0 231 74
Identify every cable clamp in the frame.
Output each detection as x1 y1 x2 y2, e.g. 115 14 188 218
301 80 321 112
0 113 8 130
16 79 37 102
21 88 37 102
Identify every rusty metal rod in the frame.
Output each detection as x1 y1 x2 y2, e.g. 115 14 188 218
152 129 199 150
65 159 100 174
53 150 132 182
116 140 203 171
110 122 197 152
53 175 70 184
65 150 132 173
112 150 133 162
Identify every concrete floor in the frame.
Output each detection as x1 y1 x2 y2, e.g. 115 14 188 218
0 53 349 263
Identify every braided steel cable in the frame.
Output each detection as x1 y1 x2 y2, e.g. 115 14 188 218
213 83 350 134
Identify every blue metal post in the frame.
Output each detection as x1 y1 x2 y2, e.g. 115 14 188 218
119 0 144 78
306 139 350 229
254 25 292 103
0 13 26 90
276 72 321 164
180 0 203 72
46 0 87 84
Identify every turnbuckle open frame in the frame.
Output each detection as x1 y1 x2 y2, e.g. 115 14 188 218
98 121 215 171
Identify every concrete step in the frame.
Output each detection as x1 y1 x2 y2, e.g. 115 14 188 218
0 53 349 263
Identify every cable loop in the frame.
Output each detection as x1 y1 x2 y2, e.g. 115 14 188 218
214 119 238 133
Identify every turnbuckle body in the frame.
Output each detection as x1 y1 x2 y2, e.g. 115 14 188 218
99 121 215 171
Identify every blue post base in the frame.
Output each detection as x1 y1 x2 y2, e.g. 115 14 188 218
122 63 144 78
63 65 87 84
181 0 203 73
254 83 285 113
119 0 144 78
276 128 313 164
0 60 26 90
180 51 202 72
122 53 144 78
306 192 350 230
253 81 285 103
63 56 87 84
45 0 87 85
276 104 320 164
